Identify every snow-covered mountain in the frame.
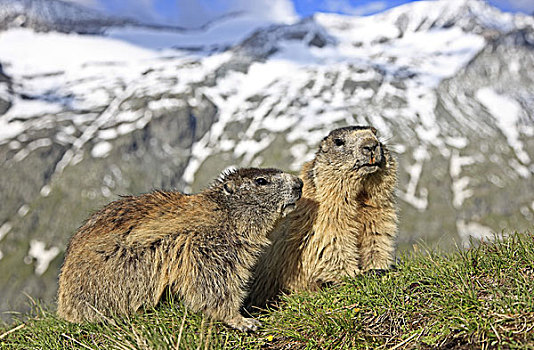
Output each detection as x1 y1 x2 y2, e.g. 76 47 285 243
0 0 533 321
0 0 135 33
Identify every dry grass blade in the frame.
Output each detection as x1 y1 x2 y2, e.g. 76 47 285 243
175 308 188 350
204 320 213 350
389 332 419 350
61 333 95 350
196 317 206 350
0 324 25 340
324 303 359 314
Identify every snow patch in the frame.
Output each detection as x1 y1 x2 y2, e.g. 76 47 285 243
101 186 112 197
0 28 158 76
449 151 478 208
509 159 531 179
234 136 276 163
487 174 504 189
0 120 25 144
148 98 186 111
182 59 304 186
107 16 274 50
316 13 485 87
445 136 468 149
98 128 119 140
25 240 60 276
456 220 496 247
116 110 143 123
398 147 429 211
13 138 52 162
17 204 30 217
476 87 530 166
449 150 476 178
8 140 21 150
91 141 112 158
2 97 64 120
520 206 533 221
40 185 52 197
289 144 312 171
117 123 137 135
0 222 12 241
452 177 472 209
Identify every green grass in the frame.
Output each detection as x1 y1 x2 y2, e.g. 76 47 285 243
2 232 534 349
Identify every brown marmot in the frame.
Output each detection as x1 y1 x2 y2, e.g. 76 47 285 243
57 167 303 331
247 126 398 307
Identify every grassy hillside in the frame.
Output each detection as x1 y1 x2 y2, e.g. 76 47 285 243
1 232 533 349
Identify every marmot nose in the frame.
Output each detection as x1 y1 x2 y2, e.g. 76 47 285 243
360 139 379 156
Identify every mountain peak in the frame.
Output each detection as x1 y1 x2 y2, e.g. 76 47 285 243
0 0 133 33
376 0 518 34
314 0 528 43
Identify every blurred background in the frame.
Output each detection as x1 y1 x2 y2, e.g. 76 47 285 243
0 0 533 322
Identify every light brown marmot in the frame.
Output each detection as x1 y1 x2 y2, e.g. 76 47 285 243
57 168 302 331
247 126 398 307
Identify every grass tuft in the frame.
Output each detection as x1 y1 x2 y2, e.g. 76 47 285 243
1 232 533 349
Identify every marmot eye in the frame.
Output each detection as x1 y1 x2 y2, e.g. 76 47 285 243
333 138 345 146
255 177 268 186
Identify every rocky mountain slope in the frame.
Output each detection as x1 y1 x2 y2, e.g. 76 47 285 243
0 0 134 33
0 0 533 321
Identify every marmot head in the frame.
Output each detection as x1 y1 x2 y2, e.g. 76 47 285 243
212 168 303 218
316 126 389 177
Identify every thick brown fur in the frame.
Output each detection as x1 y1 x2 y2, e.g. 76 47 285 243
57 168 302 331
247 126 398 307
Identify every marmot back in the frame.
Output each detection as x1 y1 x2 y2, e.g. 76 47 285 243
57 167 302 331
248 126 398 307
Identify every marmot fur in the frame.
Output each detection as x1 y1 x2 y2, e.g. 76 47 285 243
247 126 398 307
57 167 303 331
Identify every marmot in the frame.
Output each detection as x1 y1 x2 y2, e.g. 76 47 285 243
247 126 398 307
57 168 303 331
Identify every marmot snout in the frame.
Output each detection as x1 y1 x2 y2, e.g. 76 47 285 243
318 126 385 174
57 167 302 331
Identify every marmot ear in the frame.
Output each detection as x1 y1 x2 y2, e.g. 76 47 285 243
223 182 235 195
370 126 377 135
